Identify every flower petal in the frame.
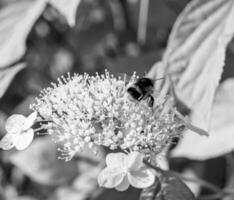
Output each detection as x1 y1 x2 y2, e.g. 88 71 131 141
0 133 18 150
22 112 37 130
98 167 125 188
5 114 26 134
127 151 144 171
106 152 128 168
128 167 155 188
115 176 130 191
15 129 34 150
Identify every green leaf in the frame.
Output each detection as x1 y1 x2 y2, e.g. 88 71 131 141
172 79 234 160
48 0 81 26
149 0 234 133
0 0 46 68
0 63 26 98
140 171 196 200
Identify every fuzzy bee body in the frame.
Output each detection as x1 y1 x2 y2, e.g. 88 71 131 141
127 77 155 107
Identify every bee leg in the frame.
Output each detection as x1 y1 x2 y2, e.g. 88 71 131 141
147 95 154 107
138 95 144 101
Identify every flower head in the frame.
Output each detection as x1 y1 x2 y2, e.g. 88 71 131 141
0 112 37 150
30 70 183 160
98 152 155 191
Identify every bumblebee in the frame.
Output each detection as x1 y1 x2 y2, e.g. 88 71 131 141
127 77 163 107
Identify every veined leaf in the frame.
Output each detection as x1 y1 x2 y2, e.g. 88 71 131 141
0 63 26 98
49 0 81 26
0 0 47 69
150 0 234 132
172 79 234 160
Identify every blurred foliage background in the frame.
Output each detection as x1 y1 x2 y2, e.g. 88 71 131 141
1 0 234 200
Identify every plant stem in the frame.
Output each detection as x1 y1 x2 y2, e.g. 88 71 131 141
137 0 149 45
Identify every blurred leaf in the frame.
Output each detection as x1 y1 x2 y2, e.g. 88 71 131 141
0 63 26 98
140 171 196 200
0 111 7 135
9 137 79 186
0 0 47 68
49 0 81 26
12 196 37 200
107 50 162 76
50 187 87 200
172 79 234 159
150 0 234 132
13 96 37 115
72 167 101 198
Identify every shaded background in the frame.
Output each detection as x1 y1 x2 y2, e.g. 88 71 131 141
0 0 234 200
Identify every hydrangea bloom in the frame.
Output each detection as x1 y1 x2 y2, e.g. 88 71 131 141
1 70 208 191
30 71 184 161
98 152 155 191
0 112 37 150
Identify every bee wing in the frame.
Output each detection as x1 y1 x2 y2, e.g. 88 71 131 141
15 129 34 150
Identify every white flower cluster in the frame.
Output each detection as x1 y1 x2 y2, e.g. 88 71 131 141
30 71 183 161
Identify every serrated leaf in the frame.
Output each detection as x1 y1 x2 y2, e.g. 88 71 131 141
172 79 234 160
0 63 26 98
150 0 234 132
49 0 81 26
140 171 196 200
0 0 47 68
9 137 79 186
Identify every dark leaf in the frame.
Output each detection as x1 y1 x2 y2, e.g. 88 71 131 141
0 63 26 98
0 0 46 68
140 171 196 200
